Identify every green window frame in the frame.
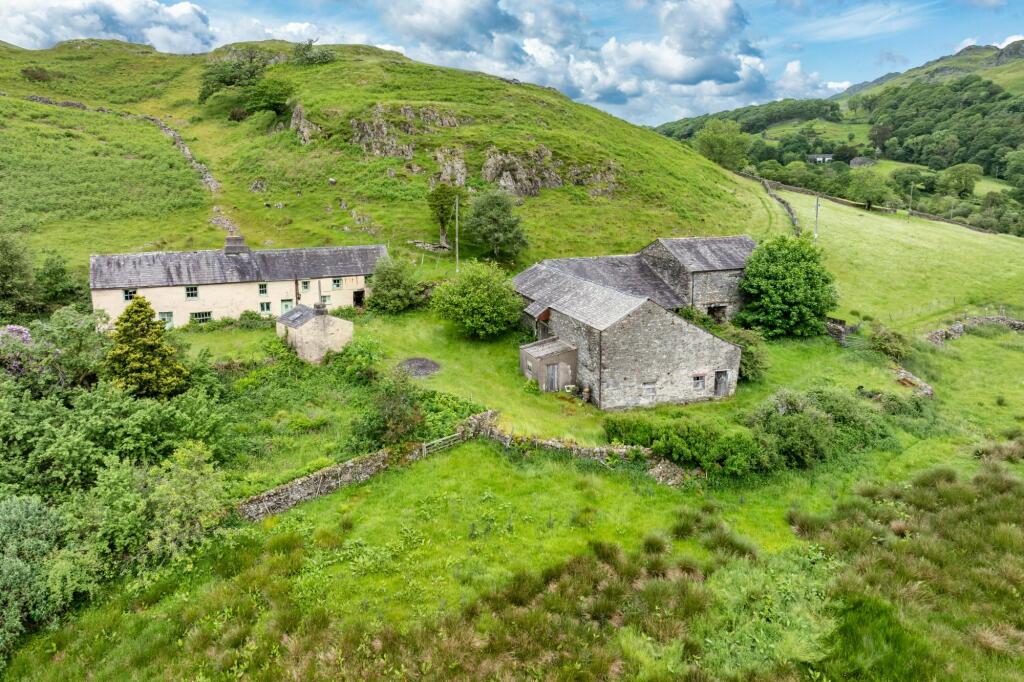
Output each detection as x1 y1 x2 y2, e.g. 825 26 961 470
301 280 310 293
185 286 198 299
123 289 137 301
157 311 173 329
320 295 331 304
190 311 212 324
258 283 268 296
259 301 272 314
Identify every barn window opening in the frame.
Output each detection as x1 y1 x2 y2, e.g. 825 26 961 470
693 375 705 390
707 305 726 323
642 382 656 397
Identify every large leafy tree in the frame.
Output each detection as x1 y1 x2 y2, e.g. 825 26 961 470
464 192 528 261
105 297 189 399
244 78 295 115
693 119 749 170
198 48 270 103
847 169 894 210
937 163 983 199
431 262 522 339
0 234 35 323
367 257 422 314
426 183 467 248
735 236 838 339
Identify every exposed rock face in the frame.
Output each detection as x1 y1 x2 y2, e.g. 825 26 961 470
995 40 1024 65
481 145 563 196
350 103 414 159
434 147 467 186
290 104 322 145
249 178 268 193
567 160 619 196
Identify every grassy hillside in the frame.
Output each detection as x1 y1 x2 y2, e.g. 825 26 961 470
0 39 780 274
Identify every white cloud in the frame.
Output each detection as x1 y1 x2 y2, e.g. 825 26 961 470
997 34 1024 49
955 36 978 52
775 60 849 99
0 0 216 52
795 2 935 42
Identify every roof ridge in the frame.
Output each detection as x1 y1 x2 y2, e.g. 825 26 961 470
534 261 649 303
90 243 384 259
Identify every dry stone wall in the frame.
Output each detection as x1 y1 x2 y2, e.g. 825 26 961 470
926 316 1024 345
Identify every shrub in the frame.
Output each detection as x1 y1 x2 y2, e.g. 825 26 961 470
604 413 661 447
105 297 189 399
464 192 528 261
367 257 422 314
244 78 295 115
651 420 721 469
735 236 838 339
715 324 769 382
334 337 383 385
291 39 335 65
867 322 911 362
348 369 424 450
713 429 769 476
228 107 248 121
431 262 522 339
20 66 62 82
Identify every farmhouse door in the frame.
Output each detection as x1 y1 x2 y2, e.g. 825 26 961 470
545 363 559 392
714 371 728 397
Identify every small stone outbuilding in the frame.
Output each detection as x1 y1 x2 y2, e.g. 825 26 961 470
520 336 578 392
276 303 353 364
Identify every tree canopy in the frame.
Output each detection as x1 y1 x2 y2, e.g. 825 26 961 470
693 119 749 171
104 297 189 399
426 183 467 249
431 262 522 339
464 192 528 261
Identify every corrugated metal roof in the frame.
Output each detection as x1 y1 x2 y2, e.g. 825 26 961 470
542 254 684 309
656 236 755 272
90 244 387 289
277 304 317 329
520 336 576 358
513 263 648 331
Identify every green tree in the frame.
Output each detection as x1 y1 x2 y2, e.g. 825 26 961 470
198 48 269 103
693 119 749 170
0 233 35 322
426 183 466 248
367 257 422 314
847 168 894 210
464 192 528 261
735 236 838 338
105 297 189 399
292 39 335 65
937 163 983 199
349 369 424 448
431 262 522 339
244 78 295 115
1004 149 1024 187
868 123 894 150
34 252 86 314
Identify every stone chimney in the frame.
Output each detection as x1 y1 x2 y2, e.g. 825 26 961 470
314 302 328 316
224 234 250 255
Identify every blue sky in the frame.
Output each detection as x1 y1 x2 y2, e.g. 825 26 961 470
2 0 1022 124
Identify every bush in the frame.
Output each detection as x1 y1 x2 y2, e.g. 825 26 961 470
714 429 769 476
367 257 422 314
716 324 769 382
228 107 248 121
431 262 522 339
867 323 911 362
20 66 63 82
244 78 295 115
334 337 383 385
735 236 839 339
348 369 424 450
292 39 335 65
105 297 189 399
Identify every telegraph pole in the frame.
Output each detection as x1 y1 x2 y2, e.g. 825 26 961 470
814 194 820 242
455 194 460 273
908 183 914 221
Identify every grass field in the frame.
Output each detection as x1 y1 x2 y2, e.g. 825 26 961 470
763 117 871 145
864 159 1012 196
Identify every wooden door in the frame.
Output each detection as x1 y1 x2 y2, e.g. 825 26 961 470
545 363 559 392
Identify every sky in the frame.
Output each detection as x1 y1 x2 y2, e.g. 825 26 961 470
1 0 1022 125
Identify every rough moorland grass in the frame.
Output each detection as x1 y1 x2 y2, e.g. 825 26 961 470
807 463 1024 682
781 189 1024 332
0 97 207 233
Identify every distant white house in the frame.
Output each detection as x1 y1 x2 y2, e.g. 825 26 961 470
89 235 386 328
807 153 834 164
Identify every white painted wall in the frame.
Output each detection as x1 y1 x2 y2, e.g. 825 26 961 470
91 275 367 328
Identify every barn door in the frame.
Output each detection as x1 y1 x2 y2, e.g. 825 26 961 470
714 370 728 397
545 363 559 392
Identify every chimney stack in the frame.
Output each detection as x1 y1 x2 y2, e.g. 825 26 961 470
313 302 328 316
224 234 250 255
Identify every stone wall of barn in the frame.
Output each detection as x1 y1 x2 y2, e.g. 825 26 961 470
639 240 692 305
546 309 604 404
691 270 744 319
598 301 740 410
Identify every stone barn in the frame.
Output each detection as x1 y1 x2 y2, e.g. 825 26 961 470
276 303 353 364
513 237 748 410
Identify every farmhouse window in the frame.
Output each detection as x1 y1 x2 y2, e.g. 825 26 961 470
693 375 706 391
259 302 272 314
301 280 310 292
190 311 212 324
158 312 173 329
320 295 331 304
185 286 198 299
332 278 342 289
281 299 294 313
123 289 137 301
258 283 268 295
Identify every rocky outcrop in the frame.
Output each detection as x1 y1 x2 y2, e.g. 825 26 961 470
249 178 268 193
995 40 1024 65
26 95 86 109
567 160 619 197
481 145 563 196
434 147 467 186
290 104 322 145
209 205 240 232
350 103 414 159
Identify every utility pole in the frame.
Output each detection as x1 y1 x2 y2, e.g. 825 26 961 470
455 193 460 273
908 183 914 221
814 194 820 242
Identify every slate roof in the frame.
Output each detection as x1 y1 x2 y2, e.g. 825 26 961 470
520 336 577 359
277 304 317 329
89 244 387 289
655 236 755 272
513 263 648 331
541 255 684 309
